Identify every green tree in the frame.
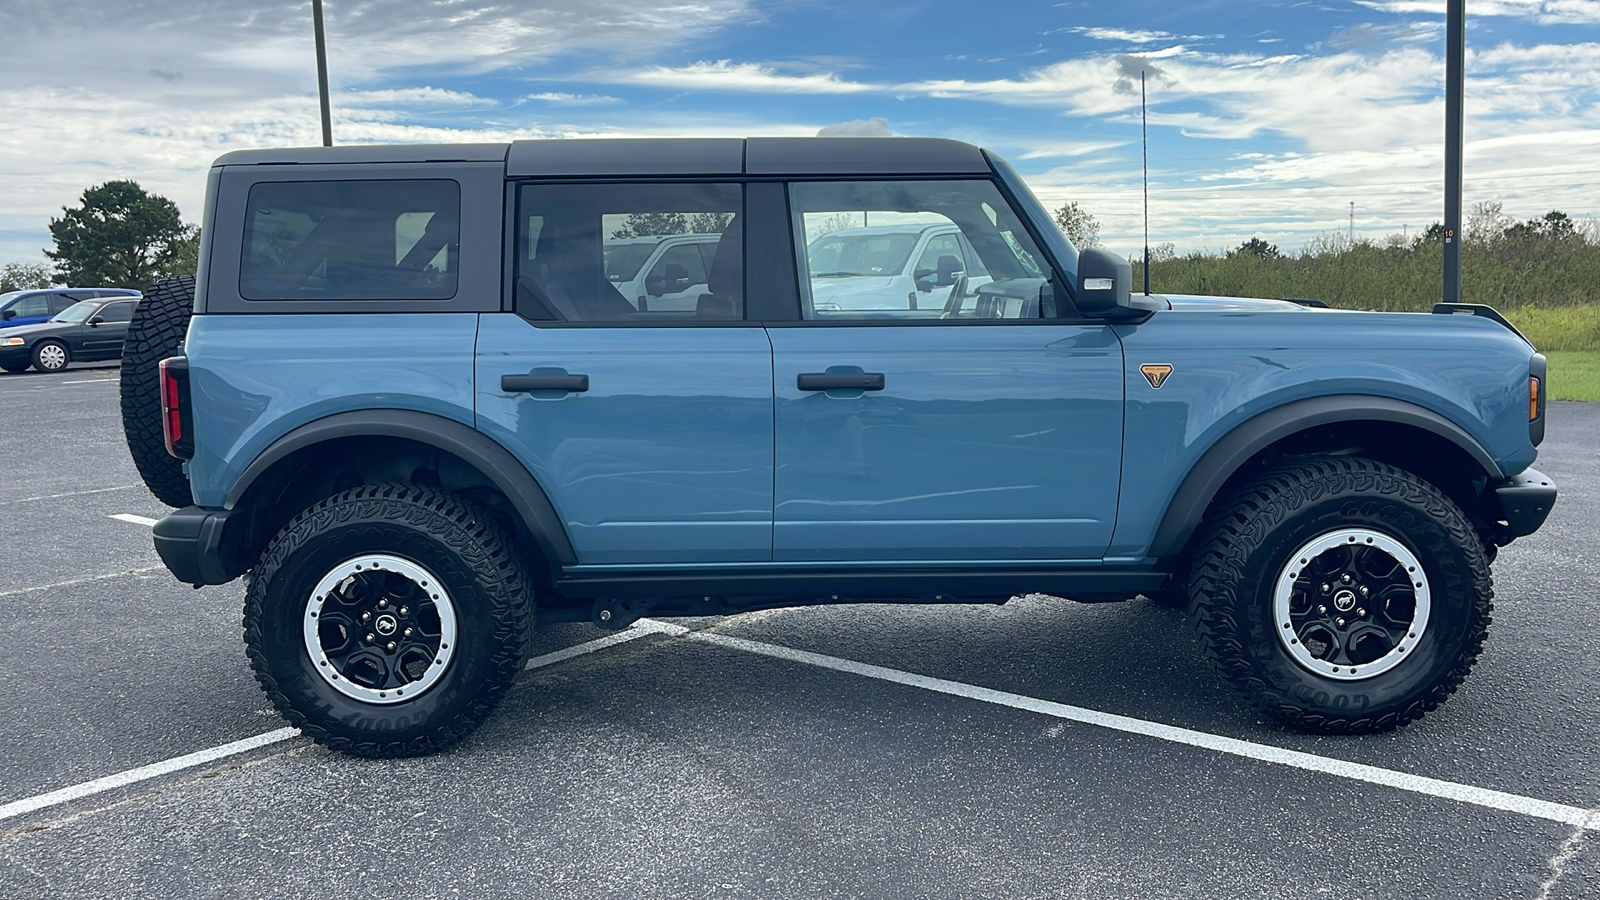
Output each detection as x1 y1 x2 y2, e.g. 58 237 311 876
1052 201 1100 248
1232 237 1280 260
46 180 197 288
610 212 688 239
0 262 52 292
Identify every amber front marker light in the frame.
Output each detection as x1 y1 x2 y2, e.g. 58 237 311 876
1530 376 1540 422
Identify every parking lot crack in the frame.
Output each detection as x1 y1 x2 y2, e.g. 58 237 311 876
1537 809 1600 900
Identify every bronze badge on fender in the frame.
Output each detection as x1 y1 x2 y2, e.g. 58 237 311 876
1140 364 1174 389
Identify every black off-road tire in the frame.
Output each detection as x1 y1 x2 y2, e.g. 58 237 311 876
1189 456 1492 733
244 484 535 758
120 275 195 507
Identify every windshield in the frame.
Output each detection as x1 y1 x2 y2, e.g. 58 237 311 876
53 300 102 323
0 291 22 307
806 232 919 277
603 243 656 282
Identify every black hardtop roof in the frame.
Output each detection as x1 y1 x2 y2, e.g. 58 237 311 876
213 137 993 177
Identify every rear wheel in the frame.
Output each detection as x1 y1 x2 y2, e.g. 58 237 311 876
244 484 535 757
31 340 69 372
1189 456 1491 732
120 276 195 507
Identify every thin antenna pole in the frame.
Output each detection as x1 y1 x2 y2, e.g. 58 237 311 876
1141 70 1151 296
313 0 333 146
1349 201 1355 243
1444 0 1465 303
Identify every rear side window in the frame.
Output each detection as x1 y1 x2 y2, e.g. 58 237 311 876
98 301 136 323
515 182 742 323
240 180 460 301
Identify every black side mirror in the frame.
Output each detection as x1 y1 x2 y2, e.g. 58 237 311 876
0 309 14 320
88 315 104 326
1075 248 1134 316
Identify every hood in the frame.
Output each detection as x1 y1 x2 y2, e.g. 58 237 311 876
810 275 898 307
0 320 76 339
1161 294 1312 312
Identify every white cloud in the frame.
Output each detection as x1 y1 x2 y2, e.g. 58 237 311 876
608 60 875 93
816 117 893 136
1352 0 1600 24
1067 27 1199 44
520 93 624 106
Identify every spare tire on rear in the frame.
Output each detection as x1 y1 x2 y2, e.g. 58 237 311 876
121 275 196 508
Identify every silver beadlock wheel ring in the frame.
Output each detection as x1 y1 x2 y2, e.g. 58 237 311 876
302 554 458 704
1273 528 1431 681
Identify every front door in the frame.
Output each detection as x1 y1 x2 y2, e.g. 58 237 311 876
80 300 135 358
771 178 1124 562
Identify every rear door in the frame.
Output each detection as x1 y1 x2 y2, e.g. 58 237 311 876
768 178 1124 562
476 180 774 565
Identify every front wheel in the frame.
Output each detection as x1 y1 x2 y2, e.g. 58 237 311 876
244 484 535 757
32 340 69 372
1189 456 1492 733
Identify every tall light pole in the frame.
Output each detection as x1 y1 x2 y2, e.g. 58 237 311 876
1443 0 1464 303
313 0 333 146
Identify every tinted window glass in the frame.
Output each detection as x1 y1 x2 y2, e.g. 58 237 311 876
240 180 460 301
99 301 136 323
516 183 742 322
790 180 1056 322
11 294 50 318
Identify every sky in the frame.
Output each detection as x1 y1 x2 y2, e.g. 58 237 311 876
1 0 1597 267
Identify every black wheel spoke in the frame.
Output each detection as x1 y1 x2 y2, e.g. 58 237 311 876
1281 527 1431 677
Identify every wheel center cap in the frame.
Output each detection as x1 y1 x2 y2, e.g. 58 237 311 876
375 614 399 636
1332 589 1357 612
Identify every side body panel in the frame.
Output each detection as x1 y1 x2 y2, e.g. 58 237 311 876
1108 309 1539 559
183 314 481 507
475 314 775 565
768 324 1124 561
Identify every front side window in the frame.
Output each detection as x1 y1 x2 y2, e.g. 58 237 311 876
790 180 1057 321
516 182 742 323
10 294 50 318
240 180 460 301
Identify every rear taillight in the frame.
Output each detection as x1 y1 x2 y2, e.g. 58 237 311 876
160 357 194 460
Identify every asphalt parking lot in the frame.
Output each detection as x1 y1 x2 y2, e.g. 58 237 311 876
1 365 1597 899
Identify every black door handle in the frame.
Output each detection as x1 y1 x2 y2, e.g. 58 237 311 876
797 373 885 392
502 374 589 393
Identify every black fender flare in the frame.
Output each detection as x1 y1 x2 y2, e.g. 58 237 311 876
1148 395 1503 558
227 409 577 566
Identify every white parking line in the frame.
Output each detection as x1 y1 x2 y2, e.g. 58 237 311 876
108 513 159 527
60 378 117 385
71 503 1600 833
680 628 1600 831
1 619 680 826
5 484 143 505
0 566 164 600
524 618 686 670
0 728 301 824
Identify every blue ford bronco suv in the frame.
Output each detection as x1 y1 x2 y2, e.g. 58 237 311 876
119 138 1555 757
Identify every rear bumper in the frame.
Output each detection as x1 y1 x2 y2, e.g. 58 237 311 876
1489 467 1557 542
152 506 244 586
